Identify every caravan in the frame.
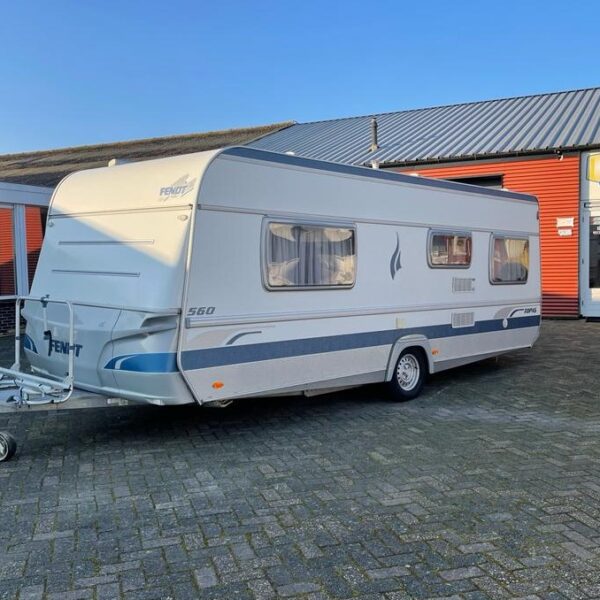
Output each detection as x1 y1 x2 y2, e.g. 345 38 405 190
0 147 540 461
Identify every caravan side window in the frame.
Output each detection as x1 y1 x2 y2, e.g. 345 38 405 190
490 236 529 284
428 231 472 268
265 222 356 289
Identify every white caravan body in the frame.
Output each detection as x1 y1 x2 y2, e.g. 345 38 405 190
20 147 541 406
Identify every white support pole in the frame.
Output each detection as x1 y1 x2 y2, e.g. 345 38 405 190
12 204 29 297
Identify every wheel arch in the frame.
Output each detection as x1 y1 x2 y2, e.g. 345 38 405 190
384 335 433 382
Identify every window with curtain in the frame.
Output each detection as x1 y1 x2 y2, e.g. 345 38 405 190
491 236 529 284
266 222 356 288
429 231 472 267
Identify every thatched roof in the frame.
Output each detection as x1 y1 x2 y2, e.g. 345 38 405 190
0 122 293 187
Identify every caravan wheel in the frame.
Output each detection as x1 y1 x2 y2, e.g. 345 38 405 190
0 432 17 463
388 348 426 401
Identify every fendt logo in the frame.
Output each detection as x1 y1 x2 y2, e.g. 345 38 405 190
159 174 196 200
48 339 83 357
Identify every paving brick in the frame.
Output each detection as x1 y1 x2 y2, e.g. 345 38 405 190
367 566 410 579
440 566 485 581
560 542 595 560
193 566 218 589
96 583 121 600
458 542 496 553
18 585 44 600
247 578 277 599
277 582 322 596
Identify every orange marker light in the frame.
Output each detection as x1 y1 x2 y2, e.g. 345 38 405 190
431 349 439 356
212 381 224 389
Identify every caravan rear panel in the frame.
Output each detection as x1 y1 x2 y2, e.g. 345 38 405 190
23 152 220 404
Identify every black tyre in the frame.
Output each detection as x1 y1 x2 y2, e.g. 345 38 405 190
0 432 17 463
387 348 427 401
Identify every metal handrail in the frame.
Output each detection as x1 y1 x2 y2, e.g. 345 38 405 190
12 295 75 404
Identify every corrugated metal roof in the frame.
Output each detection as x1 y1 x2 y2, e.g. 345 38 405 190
248 88 600 166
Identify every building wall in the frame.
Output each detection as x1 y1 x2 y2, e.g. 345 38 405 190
0 207 16 335
392 155 580 317
25 206 45 289
0 202 48 335
1 207 45 291
0 302 15 334
0 208 15 296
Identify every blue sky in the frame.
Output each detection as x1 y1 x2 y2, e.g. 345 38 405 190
0 0 597 153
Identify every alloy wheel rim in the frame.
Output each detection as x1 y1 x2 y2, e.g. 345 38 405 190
0 436 7 460
396 354 420 391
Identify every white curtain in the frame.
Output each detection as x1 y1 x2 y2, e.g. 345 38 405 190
493 238 529 282
267 224 355 287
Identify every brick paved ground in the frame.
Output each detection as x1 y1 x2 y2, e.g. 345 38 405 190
1 320 600 599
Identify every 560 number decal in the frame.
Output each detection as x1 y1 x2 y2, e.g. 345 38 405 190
187 306 216 316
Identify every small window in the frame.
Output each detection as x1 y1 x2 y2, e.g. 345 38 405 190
490 236 529 284
428 231 472 268
265 222 356 289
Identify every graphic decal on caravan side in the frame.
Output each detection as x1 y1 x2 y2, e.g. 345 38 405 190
179 314 540 370
104 352 178 373
22 333 38 354
101 313 540 374
390 233 402 279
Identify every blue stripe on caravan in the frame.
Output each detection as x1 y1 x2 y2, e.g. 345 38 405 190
180 315 540 371
104 352 178 373
103 315 539 373
23 333 38 354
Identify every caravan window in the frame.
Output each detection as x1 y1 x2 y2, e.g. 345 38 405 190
428 231 472 268
490 236 529 284
265 222 356 289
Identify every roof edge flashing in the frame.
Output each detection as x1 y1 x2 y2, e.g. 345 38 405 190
373 145 600 170
221 146 537 204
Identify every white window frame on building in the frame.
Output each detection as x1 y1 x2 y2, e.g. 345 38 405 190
0 182 52 298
